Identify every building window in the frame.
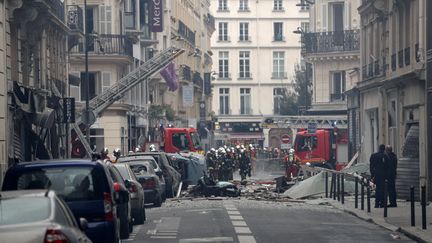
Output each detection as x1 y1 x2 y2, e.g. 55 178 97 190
124 0 136 29
273 88 285 115
218 22 229 41
239 0 249 11
240 88 251 115
80 72 98 101
274 0 283 10
301 22 310 33
331 71 346 101
219 88 230 115
239 22 249 41
90 128 105 152
272 51 285 78
99 5 112 34
299 0 310 10
218 0 228 11
273 22 284 41
218 51 229 79
239 51 251 78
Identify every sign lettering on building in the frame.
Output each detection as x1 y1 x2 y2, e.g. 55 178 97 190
63 98 75 123
182 85 194 107
149 0 163 32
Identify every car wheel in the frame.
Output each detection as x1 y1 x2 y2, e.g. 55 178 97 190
120 212 130 239
154 194 163 207
135 207 145 225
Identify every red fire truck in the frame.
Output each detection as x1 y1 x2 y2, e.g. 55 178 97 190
293 128 348 170
144 127 204 154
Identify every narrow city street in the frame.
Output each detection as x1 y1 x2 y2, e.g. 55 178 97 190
122 168 414 243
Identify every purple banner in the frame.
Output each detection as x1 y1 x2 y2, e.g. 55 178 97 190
149 0 163 32
160 62 178 91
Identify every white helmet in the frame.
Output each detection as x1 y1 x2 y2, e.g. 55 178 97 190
149 144 156 151
135 147 141 152
226 148 231 153
236 145 240 149
210 148 216 153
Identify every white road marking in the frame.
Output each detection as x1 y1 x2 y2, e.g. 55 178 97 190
237 235 257 243
186 208 224 212
179 237 234 243
150 236 177 239
229 215 244 220
232 221 247 226
227 210 241 215
234 227 252 234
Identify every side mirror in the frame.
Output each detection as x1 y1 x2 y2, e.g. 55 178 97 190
124 179 131 188
79 218 88 231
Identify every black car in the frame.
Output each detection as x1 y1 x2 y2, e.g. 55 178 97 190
131 152 181 198
2 159 130 243
0 190 91 243
113 163 146 224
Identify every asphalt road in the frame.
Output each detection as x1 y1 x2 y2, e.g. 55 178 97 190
124 198 414 243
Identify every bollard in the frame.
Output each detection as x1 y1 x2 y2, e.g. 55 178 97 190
361 180 365 210
333 173 337 200
329 173 334 198
355 177 358 209
325 172 328 198
341 174 345 204
337 174 340 202
384 180 388 218
367 179 371 213
422 185 427 229
411 186 415 227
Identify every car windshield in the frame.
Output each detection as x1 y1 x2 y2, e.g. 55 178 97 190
11 167 106 201
190 132 202 150
129 163 155 175
0 197 50 225
121 158 158 171
113 164 130 180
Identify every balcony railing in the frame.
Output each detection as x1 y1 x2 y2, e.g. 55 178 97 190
383 56 388 74
415 43 420 62
404 47 411 66
219 109 232 115
218 36 230 42
240 108 253 115
362 65 367 78
272 72 287 79
218 73 231 79
398 50 404 68
71 34 133 56
368 63 373 77
391 53 397 71
302 29 360 54
239 36 251 42
330 93 345 101
273 35 285 42
67 5 83 33
34 0 65 22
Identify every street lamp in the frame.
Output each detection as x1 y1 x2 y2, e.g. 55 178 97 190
293 27 304 35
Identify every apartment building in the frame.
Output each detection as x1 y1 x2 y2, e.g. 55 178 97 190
211 0 308 146
3 0 70 165
353 0 426 199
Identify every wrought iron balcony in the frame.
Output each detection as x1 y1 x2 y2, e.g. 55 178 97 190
273 35 285 42
374 60 380 76
391 53 397 71
368 63 373 77
71 34 133 56
218 36 230 42
34 0 65 22
302 29 360 54
415 43 420 62
398 50 404 68
362 65 367 78
404 47 411 66
383 56 388 74
239 36 251 42
271 72 287 79
238 72 252 79
330 93 345 102
204 13 215 31
67 5 83 33
218 72 231 80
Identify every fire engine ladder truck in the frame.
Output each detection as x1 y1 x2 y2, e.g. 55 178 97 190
264 116 348 129
65 46 184 157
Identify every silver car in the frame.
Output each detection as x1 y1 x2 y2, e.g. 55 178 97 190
0 190 91 243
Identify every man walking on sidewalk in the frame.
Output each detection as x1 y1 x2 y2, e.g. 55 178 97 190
385 145 398 207
370 144 387 208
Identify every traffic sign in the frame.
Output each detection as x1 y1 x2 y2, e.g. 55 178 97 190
281 134 290 143
308 122 317 134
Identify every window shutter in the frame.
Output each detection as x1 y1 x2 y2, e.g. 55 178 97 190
99 6 112 34
344 2 350 30
321 4 328 32
70 71 80 100
102 71 111 93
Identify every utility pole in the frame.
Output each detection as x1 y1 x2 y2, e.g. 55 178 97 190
84 0 90 145
426 0 432 199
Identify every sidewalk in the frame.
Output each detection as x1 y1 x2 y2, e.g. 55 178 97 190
324 196 432 243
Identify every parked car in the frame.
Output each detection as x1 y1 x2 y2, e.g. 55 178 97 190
167 152 206 188
124 161 164 207
118 155 166 200
104 162 133 238
2 160 130 243
0 190 91 243
113 163 146 225
131 152 181 198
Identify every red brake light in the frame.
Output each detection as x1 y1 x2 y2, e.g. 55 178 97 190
44 228 69 243
103 192 114 221
128 184 138 193
113 182 121 192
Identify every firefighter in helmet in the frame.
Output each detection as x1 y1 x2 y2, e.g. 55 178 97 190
239 149 252 183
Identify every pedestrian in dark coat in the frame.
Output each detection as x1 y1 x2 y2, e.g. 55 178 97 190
370 144 387 208
385 145 398 207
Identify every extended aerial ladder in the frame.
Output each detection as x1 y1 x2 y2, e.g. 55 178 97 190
69 46 185 157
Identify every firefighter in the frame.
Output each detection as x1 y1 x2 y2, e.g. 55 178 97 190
113 148 121 163
206 148 218 181
219 148 230 181
239 149 252 183
100 147 111 162
221 148 234 181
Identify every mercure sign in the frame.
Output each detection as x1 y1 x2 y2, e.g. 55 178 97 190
149 0 163 32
